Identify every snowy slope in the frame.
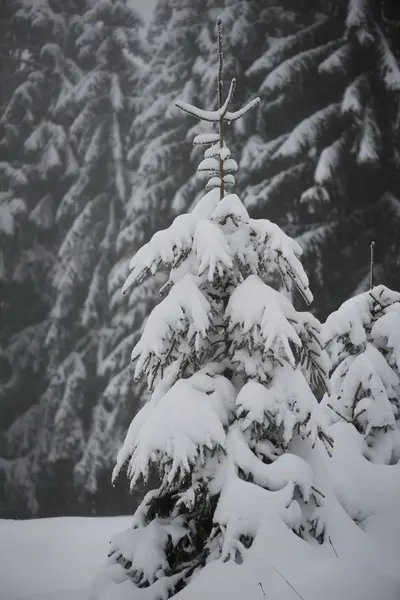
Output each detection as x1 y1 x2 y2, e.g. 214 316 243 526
1 494 400 600
0 516 132 600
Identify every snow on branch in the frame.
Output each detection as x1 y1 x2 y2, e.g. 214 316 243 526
131 274 211 384
274 103 341 159
244 163 308 211
293 312 331 392
322 344 398 463
205 142 231 160
175 78 236 122
211 193 249 225
342 73 369 114
324 293 372 351
205 174 235 190
193 133 220 145
324 285 400 356
357 105 380 166
314 136 345 185
377 26 400 91
176 81 259 124
247 18 331 78
225 97 260 122
260 40 341 96
235 368 319 449
123 214 199 293
113 370 235 487
318 44 351 75
194 220 234 281
371 310 400 372
226 275 301 367
227 424 315 497
346 0 369 30
251 219 313 304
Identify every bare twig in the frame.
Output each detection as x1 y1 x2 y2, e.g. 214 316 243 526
217 18 224 201
329 536 338 558
271 566 305 600
258 581 266 596
369 241 375 290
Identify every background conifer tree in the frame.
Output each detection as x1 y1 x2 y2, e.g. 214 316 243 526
38 0 147 512
0 0 85 517
241 0 400 315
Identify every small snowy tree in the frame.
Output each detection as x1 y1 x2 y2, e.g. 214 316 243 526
321 270 400 465
94 20 332 600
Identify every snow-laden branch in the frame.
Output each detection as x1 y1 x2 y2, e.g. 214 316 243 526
176 80 260 124
225 97 261 122
175 78 236 122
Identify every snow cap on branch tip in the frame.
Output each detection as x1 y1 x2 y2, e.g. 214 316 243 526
175 95 260 124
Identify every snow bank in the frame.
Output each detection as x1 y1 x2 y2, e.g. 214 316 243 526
92 505 400 600
2 492 400 600
0 516 131 600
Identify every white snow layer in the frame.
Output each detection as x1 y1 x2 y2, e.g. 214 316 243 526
113 370 235 487
89 427 400 600
0 516 132 600
0 511 396 600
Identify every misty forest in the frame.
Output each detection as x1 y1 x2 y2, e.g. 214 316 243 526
0 0 400 523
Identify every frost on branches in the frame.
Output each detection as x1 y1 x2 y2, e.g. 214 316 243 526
321 285 400 465
95 20 332 600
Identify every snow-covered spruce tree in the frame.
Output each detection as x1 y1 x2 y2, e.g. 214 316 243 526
101 2 273 458
321 272 400 465
0 0 85 517
241 0 400 316
95 21 332 599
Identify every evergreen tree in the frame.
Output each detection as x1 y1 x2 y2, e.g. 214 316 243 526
93 21 332 599
321 278 400 465
0 0 84 516
241 0 400 316
33 0 147 513
0 0 24 113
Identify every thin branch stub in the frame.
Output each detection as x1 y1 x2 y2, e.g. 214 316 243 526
369 240 375 290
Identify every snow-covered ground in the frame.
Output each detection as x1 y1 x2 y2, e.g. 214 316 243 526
1 504 400 600
0 516 132 600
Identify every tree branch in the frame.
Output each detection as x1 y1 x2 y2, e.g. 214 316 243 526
369 240 375 290
217 18 224 200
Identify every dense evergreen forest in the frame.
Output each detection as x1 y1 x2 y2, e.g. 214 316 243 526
0 0 399 518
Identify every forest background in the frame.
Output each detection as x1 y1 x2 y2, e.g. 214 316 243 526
0 0 399 518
